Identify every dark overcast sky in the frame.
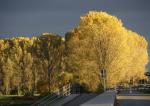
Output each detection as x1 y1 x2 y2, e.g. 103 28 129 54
0 0 150 41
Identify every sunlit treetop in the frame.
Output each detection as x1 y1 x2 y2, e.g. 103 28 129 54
80 11 123 28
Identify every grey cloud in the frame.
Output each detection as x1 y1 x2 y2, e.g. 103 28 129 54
0 0 150 38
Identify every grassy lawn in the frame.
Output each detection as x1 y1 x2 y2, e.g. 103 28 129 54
139 89 150 94
0 95 40 106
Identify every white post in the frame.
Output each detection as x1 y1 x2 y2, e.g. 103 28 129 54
62 86 65 96
129 85 132 93
68 83 71 95
129 78 132 94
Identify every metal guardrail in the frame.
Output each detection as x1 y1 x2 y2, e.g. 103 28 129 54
31 83 71 106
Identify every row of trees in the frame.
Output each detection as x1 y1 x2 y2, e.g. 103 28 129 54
0 11 149 94
0 34 72 95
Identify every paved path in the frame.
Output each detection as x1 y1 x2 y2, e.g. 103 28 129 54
117 90 150 106
51 94 79 106
63 94 98 106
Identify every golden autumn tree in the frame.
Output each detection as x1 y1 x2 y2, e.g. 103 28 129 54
0 35 67 95
123 30 148 83
65 11 148 91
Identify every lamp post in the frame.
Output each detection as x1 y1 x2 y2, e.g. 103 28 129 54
129 77 133 94
100 69 106 91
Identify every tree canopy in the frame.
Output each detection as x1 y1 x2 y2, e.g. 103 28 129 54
0 11 149 94
65 11 148 91
0 34 69 95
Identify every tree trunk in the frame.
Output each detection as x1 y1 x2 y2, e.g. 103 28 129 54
17 85 21 95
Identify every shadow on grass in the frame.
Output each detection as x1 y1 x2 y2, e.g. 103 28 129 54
0 95 40 106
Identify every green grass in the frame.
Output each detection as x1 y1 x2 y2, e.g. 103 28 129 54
0 95 39 106
139 89 150 94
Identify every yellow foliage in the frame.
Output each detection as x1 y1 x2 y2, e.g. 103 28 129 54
66 11 148 90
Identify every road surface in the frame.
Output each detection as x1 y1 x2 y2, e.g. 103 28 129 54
63 94 98 106
117 90 150 106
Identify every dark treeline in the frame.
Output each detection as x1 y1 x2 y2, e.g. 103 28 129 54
0 33 72 96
